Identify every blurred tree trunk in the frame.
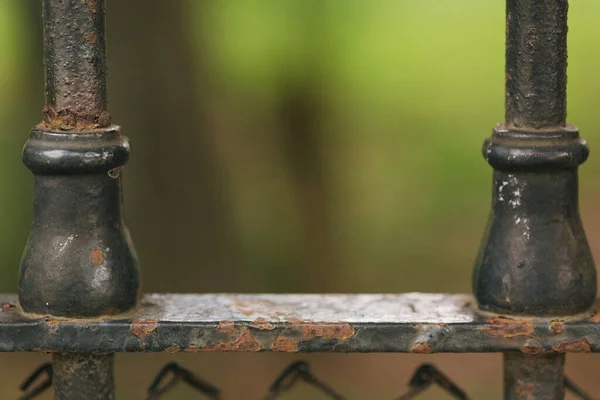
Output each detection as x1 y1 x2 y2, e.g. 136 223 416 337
278 79 339 292
106 0 235 292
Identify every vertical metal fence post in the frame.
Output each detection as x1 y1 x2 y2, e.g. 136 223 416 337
473 0 596 398
18 1 139 398
53 353 115 399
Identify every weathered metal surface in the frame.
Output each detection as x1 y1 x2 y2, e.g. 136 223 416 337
503 353 564 400
19 0 140 318
52 353 114 400
473 0 596 317
505 0 568 129
479 1 587 398
19 126 140 317
1 293 600 353
42 0 109 130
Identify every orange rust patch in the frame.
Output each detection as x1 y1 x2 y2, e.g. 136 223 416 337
0 303 15 310
272 321 355 352
209 330 263 352
483 317 534 338
165 346 180 353
83 32 97 45
89 248 104 265
131 319 158 338
218 320 236 334
521 344 542 355
46 319 59 327
410 342 433 354
272 336 298 352
516 381 535 399
552 338 591 353
550 321 564 334
300 323 354 340
249 317 275 331
591 309 600 323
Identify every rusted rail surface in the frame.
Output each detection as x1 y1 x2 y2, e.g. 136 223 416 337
0 293 599 354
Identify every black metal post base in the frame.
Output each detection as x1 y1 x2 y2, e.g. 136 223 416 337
473 125 596 316
18 126 140 317
53 353 115 400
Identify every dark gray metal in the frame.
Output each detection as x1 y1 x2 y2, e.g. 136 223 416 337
52 353 114 400
0 293 598 353
473 0 596 317
504 353 565 400
19 1 134 398
19 127 139 317
473 0 596 318
19 0 139 318
505 0 567 129
473 0 592 399
473 126 595 316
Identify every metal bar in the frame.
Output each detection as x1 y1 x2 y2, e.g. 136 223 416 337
20 1 138 398
42 0 109 129
52 353 115 400
0 293 598 353
504 353 565 400
505 0 568 129
473 0 592 398
20 0 139 318
474 0 595 318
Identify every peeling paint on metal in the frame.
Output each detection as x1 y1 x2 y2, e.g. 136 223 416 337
551 338 591 353
131 319 158 338
483 317 534 338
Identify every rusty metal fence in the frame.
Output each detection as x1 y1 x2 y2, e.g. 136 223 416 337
4 0 600 399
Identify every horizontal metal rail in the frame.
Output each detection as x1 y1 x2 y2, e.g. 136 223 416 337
0 293 597 354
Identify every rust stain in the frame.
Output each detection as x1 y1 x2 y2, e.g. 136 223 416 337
550 321 564 334
300 323 354 340
520 343 542 355
98 111 110 127
516 381 535 400
591 308 600 323
208 330 263 352
165 346 179 353
218 320 236 334
89 248 104 265
552 338 591 353
45 318 59 327
272 321 355 352
83 32 97 45
483 317 534 338
131 319 158 338
0 303 15 310
249 317 276 331
410 342 433 354
272 336 297 352
41 107 111 131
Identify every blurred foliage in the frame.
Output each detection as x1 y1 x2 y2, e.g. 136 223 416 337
2 1 600 398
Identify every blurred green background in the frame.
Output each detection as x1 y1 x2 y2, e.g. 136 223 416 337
1 0 600 398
